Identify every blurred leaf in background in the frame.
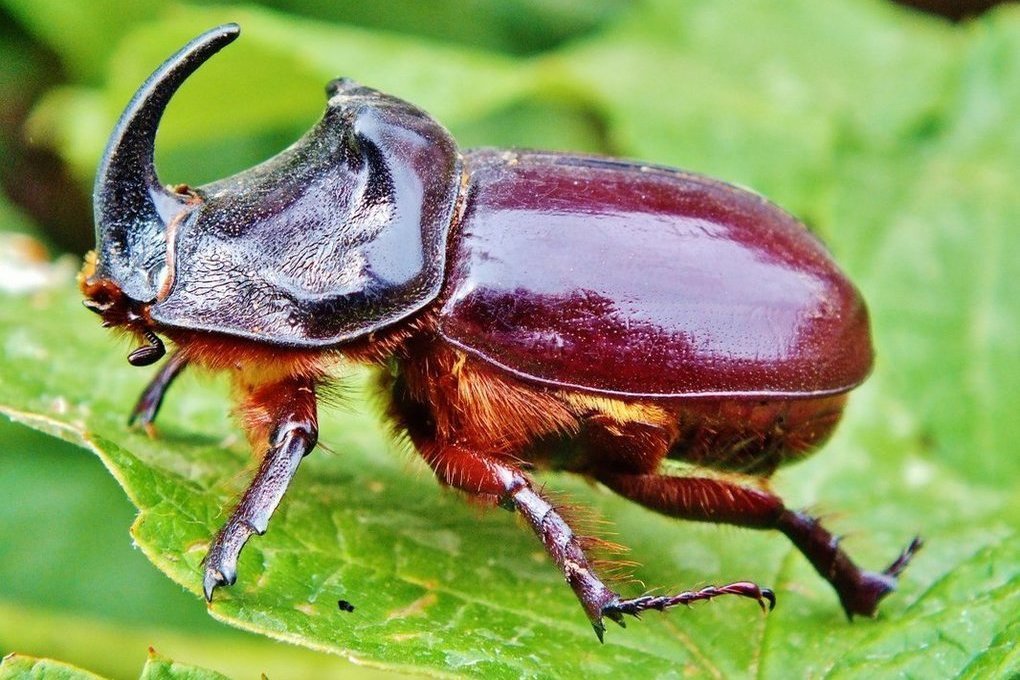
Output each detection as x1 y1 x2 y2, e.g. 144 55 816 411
1 0 1018 678
1 654 108 680
0 648 238 679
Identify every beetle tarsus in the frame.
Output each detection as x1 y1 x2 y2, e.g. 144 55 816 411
603 581 776 621
402 432 774 641
597 470 918 619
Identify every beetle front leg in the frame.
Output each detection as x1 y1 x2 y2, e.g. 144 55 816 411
203 377 318 601
597 472 921 618
420 444 773 640
129 349 189 434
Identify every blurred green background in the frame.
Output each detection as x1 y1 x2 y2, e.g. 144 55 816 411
1 1 1018 678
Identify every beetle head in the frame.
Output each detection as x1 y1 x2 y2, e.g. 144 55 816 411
88 24 460 351
84 25 239 355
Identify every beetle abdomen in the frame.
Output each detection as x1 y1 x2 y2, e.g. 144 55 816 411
438 150 873 398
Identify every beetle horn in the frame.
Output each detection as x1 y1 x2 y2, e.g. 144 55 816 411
92 23 240 301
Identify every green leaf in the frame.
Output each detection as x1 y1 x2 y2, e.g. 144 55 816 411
0 418 216 632
0 650 233 680
5 0 1020 677
8 273 765 674
0 654 106 680
139 650 230 680
0 195 40 239
244 0 629 56
0 599 389 679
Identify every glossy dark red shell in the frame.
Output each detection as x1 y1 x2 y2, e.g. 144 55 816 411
438 150 873 398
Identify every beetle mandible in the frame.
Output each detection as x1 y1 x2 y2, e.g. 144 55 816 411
81 24 920 640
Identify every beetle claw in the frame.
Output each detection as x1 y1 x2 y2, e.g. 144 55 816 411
202 565 234 602
127 403 158 432
884 536 923 578
202 522 246 603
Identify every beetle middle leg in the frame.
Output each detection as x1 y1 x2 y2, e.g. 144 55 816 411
203 375 318 601
390 349 773 637
596 471 921 619
129 348 189 433
415 440 773 640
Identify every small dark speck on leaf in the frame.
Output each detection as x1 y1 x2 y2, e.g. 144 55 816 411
338 599 356 612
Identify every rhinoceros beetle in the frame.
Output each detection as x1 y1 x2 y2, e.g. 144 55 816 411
82 24 921 640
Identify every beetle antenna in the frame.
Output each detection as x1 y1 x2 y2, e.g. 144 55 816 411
127 330 166 367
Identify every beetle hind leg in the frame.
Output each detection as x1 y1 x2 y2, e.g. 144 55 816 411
777 509 922 618
598 472 921 618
